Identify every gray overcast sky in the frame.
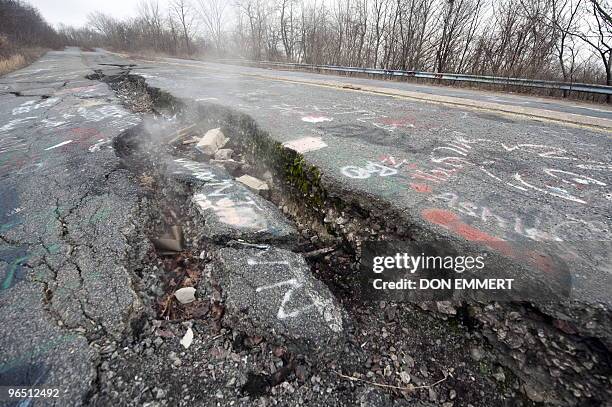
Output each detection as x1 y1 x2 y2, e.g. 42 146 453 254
27 0 170 28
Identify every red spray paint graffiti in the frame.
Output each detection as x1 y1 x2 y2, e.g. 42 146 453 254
421 208 558 274
422 208 514 258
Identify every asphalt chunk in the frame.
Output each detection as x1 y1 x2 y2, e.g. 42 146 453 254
173 160 299 247
213 246 347 351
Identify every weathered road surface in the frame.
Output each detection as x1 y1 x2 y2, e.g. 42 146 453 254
1 48 611 406
101 52 612 306
0 48 142 401
142 57 612 128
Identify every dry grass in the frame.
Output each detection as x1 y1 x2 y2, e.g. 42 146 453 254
0 54 26 76
0 48 46 76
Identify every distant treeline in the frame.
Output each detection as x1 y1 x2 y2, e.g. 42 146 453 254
57 1 205 57
0 0 61 53
61 0 611 90
1 0 611 92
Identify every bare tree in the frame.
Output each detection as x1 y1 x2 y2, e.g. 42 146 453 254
0 0 60 49
137 0 165 50
280 0 298 60
37 0 612 97
522 0 582 97
546 0 582 85
235 0 278 60
195 0 227 54
571 0 611 99
369 0 390 68
170 0 197 55
435 0 483 72
87 12 126 49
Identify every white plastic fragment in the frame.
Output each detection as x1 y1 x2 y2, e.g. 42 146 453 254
174 287 196 304
180 327 194 349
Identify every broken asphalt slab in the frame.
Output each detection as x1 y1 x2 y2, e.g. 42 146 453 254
192 178 297 246
165 158 299 246
167 157 228 185
213 246 347 351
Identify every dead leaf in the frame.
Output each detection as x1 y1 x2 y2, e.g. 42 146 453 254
155 328 175 338
273 346 286 358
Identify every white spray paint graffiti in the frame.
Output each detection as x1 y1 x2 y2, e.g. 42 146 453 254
576 164 612 171
88 139 112 153
341 161 398 179
176 158 269 230
256 278 316 319
15 162 44 175
301 116 333 123
41 119 68 128
340 133 609 205
0 137 29 154
431 192 559 241
271 103 411 132
0 117 38 133
194 191 268 230
551 216 611 242
11 98 59 116
249 256 343 332
44 140 73 151
174 158 218 182
513 169 607 204
472 139 608 205
77 105 127 122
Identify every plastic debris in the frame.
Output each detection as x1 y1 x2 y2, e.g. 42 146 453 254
180 327 194 349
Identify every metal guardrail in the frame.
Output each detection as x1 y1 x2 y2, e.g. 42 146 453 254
220 59 612 96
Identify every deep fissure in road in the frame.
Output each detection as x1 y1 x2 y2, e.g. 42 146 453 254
86 68 611 406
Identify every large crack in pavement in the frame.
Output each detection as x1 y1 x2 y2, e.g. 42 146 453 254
78 64 611 406
2 48 608 406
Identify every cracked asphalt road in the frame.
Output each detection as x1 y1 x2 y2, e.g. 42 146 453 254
0 47 610 405
106 52 611 307
0 47 142 403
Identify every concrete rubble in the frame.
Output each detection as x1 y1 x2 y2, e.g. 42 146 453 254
214 148 234 160
210 158 242 174
180 327 194 349
196 127 227 156
236 174 270 196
